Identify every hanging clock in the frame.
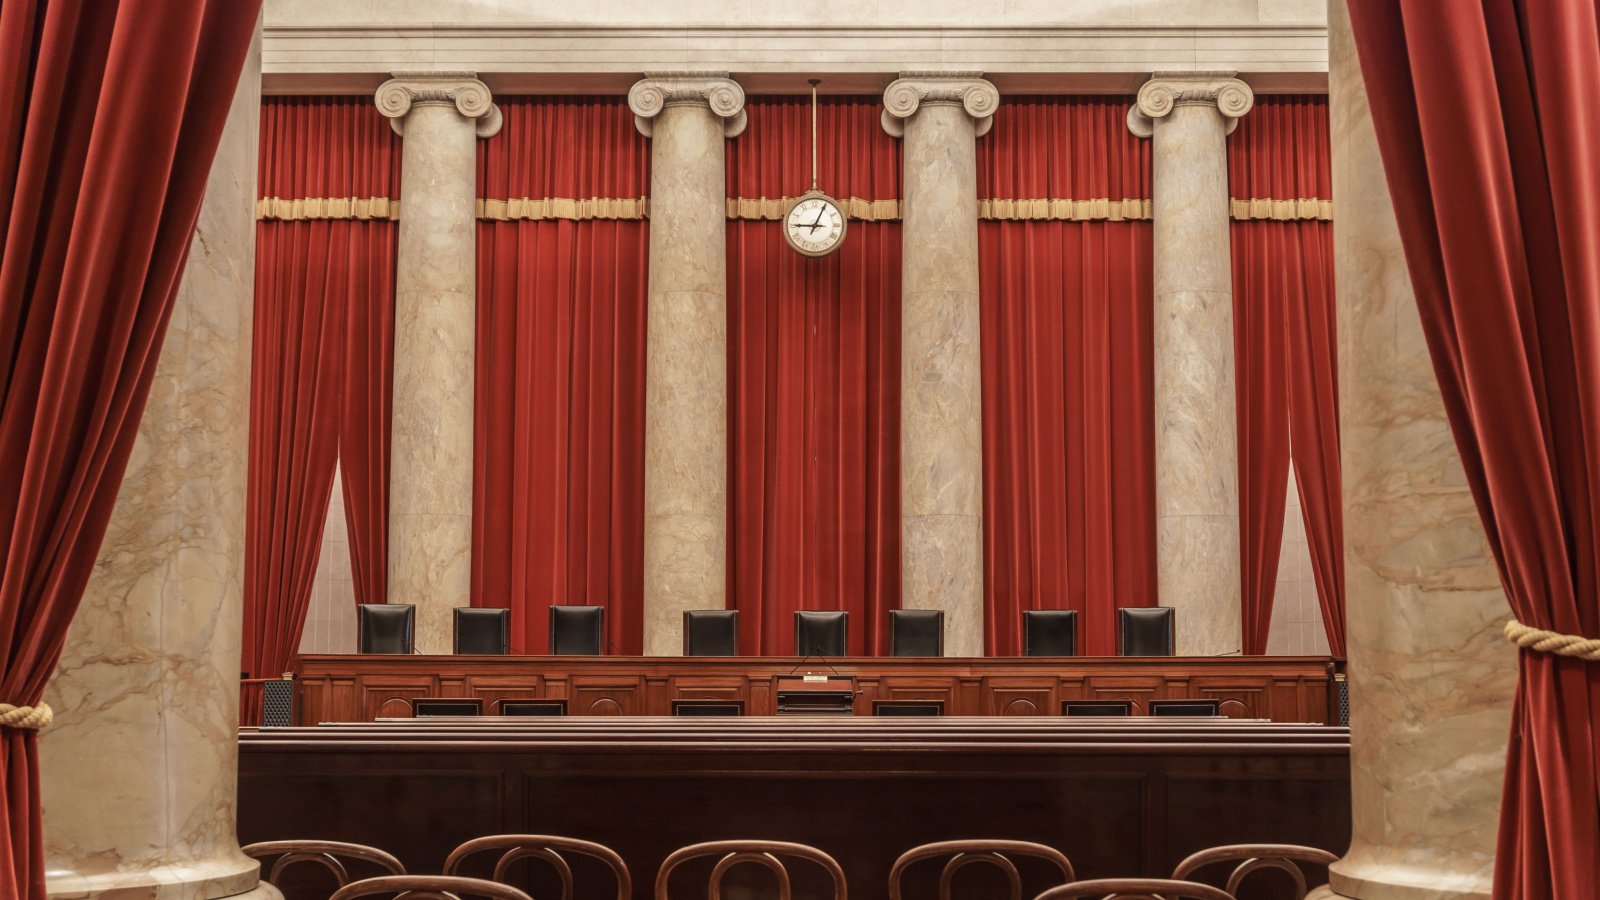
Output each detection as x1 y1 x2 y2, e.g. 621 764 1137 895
783 80 848 258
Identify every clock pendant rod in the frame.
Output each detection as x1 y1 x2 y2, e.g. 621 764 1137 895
809 79 820 192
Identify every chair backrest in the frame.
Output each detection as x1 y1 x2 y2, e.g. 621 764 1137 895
550 605 605 656
331 875 533 900
1150 699 1221 717
243 839 405 889
414 698 483 717
889 840 1075 900
1034 877 1235 900
794 610 849 657
1061 699 1133 717
1171 843 1338 899
1023 610 1079 657
890 609 944 657
655 840 846 900
1119 607 1175 656
455 607 511 655
683 610 740 656
358 604 415 654
444 834 631 900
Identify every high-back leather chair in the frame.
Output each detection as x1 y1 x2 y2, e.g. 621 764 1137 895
331 875 532 900
794 610 848 656
243 840 406 892
683 610 739 656
1171 843 1339 899
655 840 846 900
890 609 944 657
357 604 414 654
445 834 631 900
1119 606 1176 656
1035 879 1234 900
889 839 1075 900
1024 609 1079 656
454 607 511 655
550 605 604 656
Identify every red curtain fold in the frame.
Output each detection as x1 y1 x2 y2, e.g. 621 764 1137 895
1227 97 1345 656
1349 3 1600 896
725 98 902 656
0 2 260 895
977 98 1156 657
473 98 649 655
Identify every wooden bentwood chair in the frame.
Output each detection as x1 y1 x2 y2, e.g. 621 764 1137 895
242 839 405 891
889 840 1076 900
1171 844 1339 899
330 875 533 900
655 840 847 900
1035 879 1235 900
444 834 631 900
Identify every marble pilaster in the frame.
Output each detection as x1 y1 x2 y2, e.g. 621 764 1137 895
40 24 278 900
1128 72 1253 656
631 73 745 656
883 73 997 658
1307 3 1517 898
375 72 500 655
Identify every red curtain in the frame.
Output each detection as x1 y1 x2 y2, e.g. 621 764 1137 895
243 98 397 722
977 98 1156 657
473 98 649 655
1349 3 1600 896
1228 97 1345 656
724 98 902 656
0 2 260 895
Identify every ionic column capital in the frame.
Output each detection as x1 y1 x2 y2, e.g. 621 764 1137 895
629 72 747 139
881 71 1000 138
1127 71 1254 138
375 71 502 138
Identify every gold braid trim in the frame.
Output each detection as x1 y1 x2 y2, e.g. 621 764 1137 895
979 198 1152 221
1230 198 1333 221
256 197 398 221
1504 619 1600 661
0 702 53 730
726 197 901 221
477 197 650 221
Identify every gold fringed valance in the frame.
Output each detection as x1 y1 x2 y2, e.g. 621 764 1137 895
477 196 650 221
1230 198 1334 221
256 197 398 221
978 198 1152 221
725 196 902 221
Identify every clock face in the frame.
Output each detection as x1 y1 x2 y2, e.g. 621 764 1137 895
784 193 847 257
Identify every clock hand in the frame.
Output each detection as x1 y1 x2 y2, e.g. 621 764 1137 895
806 207 825 230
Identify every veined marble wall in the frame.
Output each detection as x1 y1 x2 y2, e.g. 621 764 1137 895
1266 464 1334 656
299 463 358 656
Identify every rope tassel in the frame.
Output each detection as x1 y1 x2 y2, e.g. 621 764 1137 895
1504 620 1600 661
0 702 53 730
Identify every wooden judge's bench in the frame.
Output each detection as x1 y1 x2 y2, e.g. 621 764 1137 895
290 654 1341 724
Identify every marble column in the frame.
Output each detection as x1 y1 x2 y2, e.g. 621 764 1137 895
1127 72 1253 656
882 73 998 658
40 25 278 900
375 72 501 655
1307 3 1518 898
629 73 745 656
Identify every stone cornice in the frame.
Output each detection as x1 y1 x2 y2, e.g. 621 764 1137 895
1126 71 1254 138
375 71 502 138
629 72 747 138
880 72 1000 138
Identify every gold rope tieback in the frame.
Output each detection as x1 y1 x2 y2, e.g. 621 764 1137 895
1504 620 1600 661
0 702 52 730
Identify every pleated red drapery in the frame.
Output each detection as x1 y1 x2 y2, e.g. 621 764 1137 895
976 98 1156 657
1227 97 1345 656
243 98 397 723
0 2 260 895
724 98 903 656
1349 3 1600 896
473 99 649 655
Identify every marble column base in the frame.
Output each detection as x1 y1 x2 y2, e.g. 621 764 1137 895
1156 513 1242 655
902 514 984 657
1306 872 1489 900
45 858 279 900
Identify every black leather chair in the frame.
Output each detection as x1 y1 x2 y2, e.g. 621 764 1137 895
1024 609 1079 656
1119 606 1176 656
794 610 848 657
550 605 604 656
683 610 739 656
453 608 510 655
357 604 414 654
889 609 943 657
